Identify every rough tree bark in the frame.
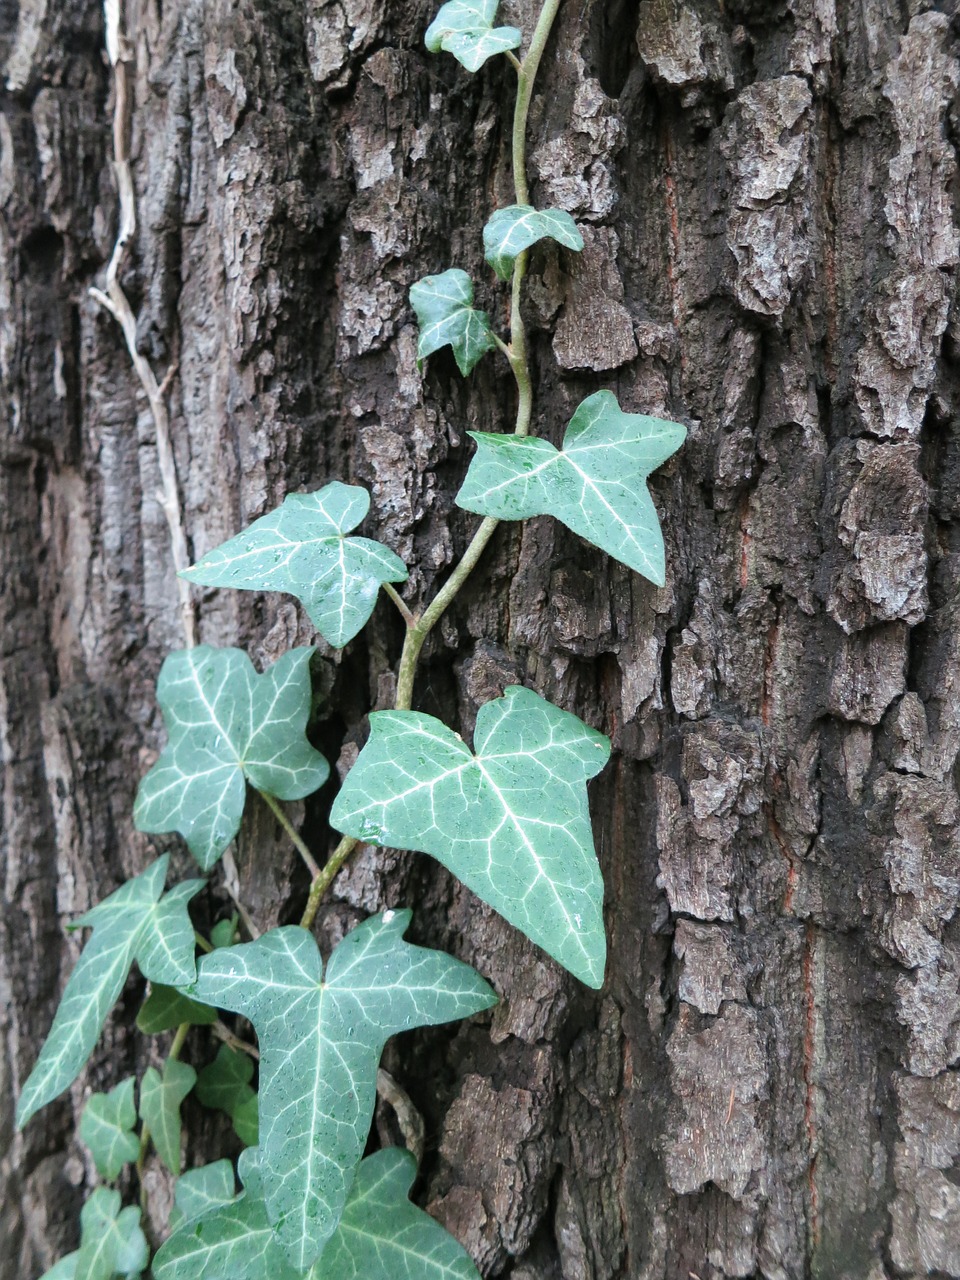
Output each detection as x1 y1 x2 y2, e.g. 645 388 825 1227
2 1 960 1277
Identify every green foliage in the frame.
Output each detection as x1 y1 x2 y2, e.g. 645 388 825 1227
410 269 496 375
154 1148 481 1280
483 204 583 281
40 1188 148 1280
17 856 202 1129
187 911 496 1270
458 390 687 585
195 1044 258 1145
425 0 521 71
331 687 610 986
133 646 329 871
168 1160 236 1230
139 1060 197 1174
181 484 407 648
137 984 218 1035
80 1080 139 1181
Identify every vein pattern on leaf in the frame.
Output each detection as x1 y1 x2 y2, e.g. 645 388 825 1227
482 205 583 281
425 0 521 72
169 1160 236 1231
133 646 329 871
181 483 407 646
140 1059 197 1175
154 1147 481 1280
17 856 202 1130
331 686 610 987
187 911 495 1270
68 1188 148 1280
457 390 686 585
410 269 496 376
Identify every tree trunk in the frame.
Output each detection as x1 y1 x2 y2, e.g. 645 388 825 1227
3 1 960 1276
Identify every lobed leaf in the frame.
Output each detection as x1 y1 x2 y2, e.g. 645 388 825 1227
133 646 329 871
425 0 521 72
181 483 407 647
139 1059 197 1175
186 911 496 1270
73 1188 148 1280
137 983 218 1035
410 269 496 376
482 204 583 281
331 686 610 987
80 1079 139 1181
17 856 202 1130
154 1148 481 1280
457 390 687 585
195 1044 258 1146
169 1160 236 1231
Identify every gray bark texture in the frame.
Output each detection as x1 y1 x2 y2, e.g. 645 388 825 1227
2 0 960 1277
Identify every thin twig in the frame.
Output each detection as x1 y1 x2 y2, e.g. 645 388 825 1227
259 790 321 879
213 1020 260 1061
91 0 196 649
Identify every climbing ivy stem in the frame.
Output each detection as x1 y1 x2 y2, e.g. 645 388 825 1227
300 833 360 929
136 1020 191 1211
259 790 321 879
303 0 565 912
383 581 417 628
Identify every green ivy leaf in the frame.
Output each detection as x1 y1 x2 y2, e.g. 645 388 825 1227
482 204 583 281
410 269 496 376
196 1044 256 1115
17 856 202 1130
80 1079 139 1181
39 1256 79 1280
76 1188 148 1280
169 1160 236 1231
313 1147 481 1279
139 1059 197 1175
133 646 329 871
231 1094 260 1147
331 686 610 987
209 914 239 949
154 1148 481 1280
180 484 407 647
425 0 521 72
137 983 218 1035
457 390 686 586
187 912 496 1270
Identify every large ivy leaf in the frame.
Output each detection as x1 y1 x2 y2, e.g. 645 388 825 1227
187 911 496 1270
482 205 583 281
80 1079 139 1181
331 686 610 987
410 269 496 376
457 390 686 586
313 1147 481 1280
154 1148 481 1280
133 646 329 871
17 856 202 1129
140 1059 197 1174
425 0 521 72
77 1188 148 1280
181 484 407 647
169 1159 236 1231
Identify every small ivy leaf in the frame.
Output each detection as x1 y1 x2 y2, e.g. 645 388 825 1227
133 646 329 871
231 1094 259 1147
457 390 687 586
180 484 407 647
17 856 202 1130
74 1188 148 1280
331 687 610 987
169 1159 236 1231
80 1078 139 1181
425 0 521 72
187 912 496 1270
137 984 218 1035
195 1044 256 1116
482 204 583 281
312 1147 482 1280
209 914 239 949
139 1060 197 1175
155 1147 481 1280
410 269 497 376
